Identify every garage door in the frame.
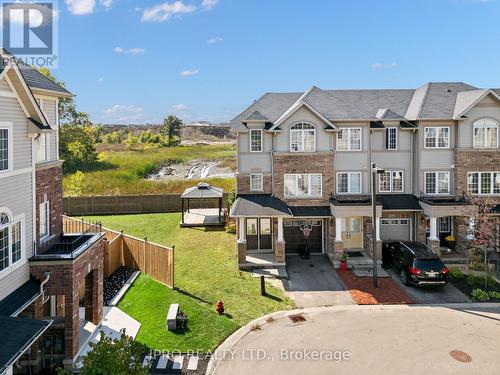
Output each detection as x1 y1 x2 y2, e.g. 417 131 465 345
380 218 410 241
284 219 323 253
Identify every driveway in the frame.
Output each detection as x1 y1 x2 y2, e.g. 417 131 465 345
282 255 354 307
210 304 500 375
385 267 470 303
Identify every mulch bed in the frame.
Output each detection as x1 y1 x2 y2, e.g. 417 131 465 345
337 270 414 305
103 266 135 306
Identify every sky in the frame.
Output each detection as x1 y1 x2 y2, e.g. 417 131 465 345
51 0 500 124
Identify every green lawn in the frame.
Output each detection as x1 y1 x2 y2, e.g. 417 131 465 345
84 213 294 352
64 144 236 196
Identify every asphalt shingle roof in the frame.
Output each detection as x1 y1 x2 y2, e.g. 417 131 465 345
18 62 72 95
0 279 41 317
230 195 292 217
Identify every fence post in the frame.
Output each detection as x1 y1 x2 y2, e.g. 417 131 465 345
120 230 124 267
171 245 175 288
81 218 84 235
143 237 147 274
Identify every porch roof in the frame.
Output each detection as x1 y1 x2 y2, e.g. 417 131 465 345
0 317 52 373
230 194 292 217
379 194 422 211
289 206 332 217
0 278 41 317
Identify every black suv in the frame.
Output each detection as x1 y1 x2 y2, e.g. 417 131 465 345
382 241 449 287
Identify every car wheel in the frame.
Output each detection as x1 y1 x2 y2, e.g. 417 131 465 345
400 269 408 285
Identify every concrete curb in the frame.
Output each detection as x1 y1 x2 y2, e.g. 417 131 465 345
205 302 500 374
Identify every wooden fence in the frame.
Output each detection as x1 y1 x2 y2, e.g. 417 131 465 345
63 216 174 287
63 193 230 216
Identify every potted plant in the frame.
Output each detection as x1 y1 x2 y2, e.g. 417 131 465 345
340 253 349 272
445 235 456 251
176 311 188 332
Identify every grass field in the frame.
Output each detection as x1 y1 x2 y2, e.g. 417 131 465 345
83 213 294 352
63 144 236 196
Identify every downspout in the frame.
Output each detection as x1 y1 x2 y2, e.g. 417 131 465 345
271 132 275 196
31 133 37 256
40 272 50 299
369 128 373 195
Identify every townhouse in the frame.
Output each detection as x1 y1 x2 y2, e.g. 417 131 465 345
0 51 104 374
229 84 500 268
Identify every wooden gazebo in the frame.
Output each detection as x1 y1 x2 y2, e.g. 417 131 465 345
180 182 224 227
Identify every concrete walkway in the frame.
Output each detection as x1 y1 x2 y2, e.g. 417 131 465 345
283 255 354 307
209 303 500 375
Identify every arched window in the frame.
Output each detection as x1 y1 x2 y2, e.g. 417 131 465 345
290 122 316 152
0 211 22 272
473 118 498 148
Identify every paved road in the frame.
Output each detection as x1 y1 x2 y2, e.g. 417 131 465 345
385 267 470 303
282 255 354 307
210 304 500 375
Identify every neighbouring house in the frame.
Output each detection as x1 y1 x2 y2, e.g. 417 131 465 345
0 50 105 374
229 84 500 268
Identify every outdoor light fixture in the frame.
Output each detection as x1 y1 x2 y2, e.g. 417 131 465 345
371 163 385 288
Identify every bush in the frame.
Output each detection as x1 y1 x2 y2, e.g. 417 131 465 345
471 288 490 302
448 268 465 280
488 290 500 299
65 171 86 197
176 311 188 332
225 222 236 234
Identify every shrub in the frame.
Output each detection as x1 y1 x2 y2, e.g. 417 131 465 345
471 288 490 302
65 171 86 197
176 311 188 332
488 290 500 299
225 222 236 234
449 268 465 279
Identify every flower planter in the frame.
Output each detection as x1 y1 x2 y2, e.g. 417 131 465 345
341 260 347 272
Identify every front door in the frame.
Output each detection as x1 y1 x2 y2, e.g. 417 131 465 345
246 218 272 251
342 217 363 249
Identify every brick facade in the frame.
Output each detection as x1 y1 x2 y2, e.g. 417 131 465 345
29 238 104 360
36 163 63 246
273 152 335 206
236 173 272 194
455 149 500 199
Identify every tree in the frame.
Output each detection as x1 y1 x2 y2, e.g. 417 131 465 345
465 194 498 288
57 331 149 375
36 67 99 172
161 114 182 145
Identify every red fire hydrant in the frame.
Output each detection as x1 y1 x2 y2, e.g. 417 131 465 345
216 300 225 315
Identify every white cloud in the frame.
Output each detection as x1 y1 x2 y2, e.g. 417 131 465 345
100 0 114 9
172 104 188 111
65 0 96 15
207 36 223 44
97 77 104 83
141 1 197 22
104 104 145 122
180 69 199 77
371 62 398 69
202 0 219 10
114 46 146 55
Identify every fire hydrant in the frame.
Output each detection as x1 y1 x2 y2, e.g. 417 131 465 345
216 300 225 315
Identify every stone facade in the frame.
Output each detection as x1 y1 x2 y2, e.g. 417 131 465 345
236 173 273 194
29 237 105 361
35 163 64 246
273 152 335 206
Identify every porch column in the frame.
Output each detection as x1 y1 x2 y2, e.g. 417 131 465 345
277 217 284 242
375 217 381 241
429 217 439 241
335 217 343 241
238 218 246 243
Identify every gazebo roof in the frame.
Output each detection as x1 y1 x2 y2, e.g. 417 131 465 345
181 182 223 199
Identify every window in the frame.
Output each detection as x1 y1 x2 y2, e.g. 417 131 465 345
439 217 452 233
35 134 48 162
0 213 22 272
473 119 498 148
424 171 450 195
250 129 262 152
336 172 362 194
0 128 9 171
385 127 398 150
379 171 404 192
284 174 322 198
290 122 315 152
337 128 361 151
39 201 50 240
424 127 449 148
468 172 500 195
246 219 258 235
250 174 263 191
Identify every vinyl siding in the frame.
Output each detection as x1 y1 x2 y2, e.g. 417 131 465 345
458 103 500 149
238 129 272 173
38 97 59 161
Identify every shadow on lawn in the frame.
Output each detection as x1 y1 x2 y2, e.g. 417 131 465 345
174 287 211 305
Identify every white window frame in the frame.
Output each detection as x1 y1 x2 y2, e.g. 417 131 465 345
284 174 323 198
35 133 50 163
424 127 450 149
0 122 13 173
424 171 450 195
39 201 50 241
250 173 264 191
249 129 263 152
385 127 398 150
289 122 316 152
467 171 500 195
336 172 362 194
336 128 362 151
473 119 498 149
0 210 25 278
379 170 404 192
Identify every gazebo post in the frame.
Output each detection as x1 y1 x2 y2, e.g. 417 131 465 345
187 198 190 213
181 198 185 224
218 197 222 223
